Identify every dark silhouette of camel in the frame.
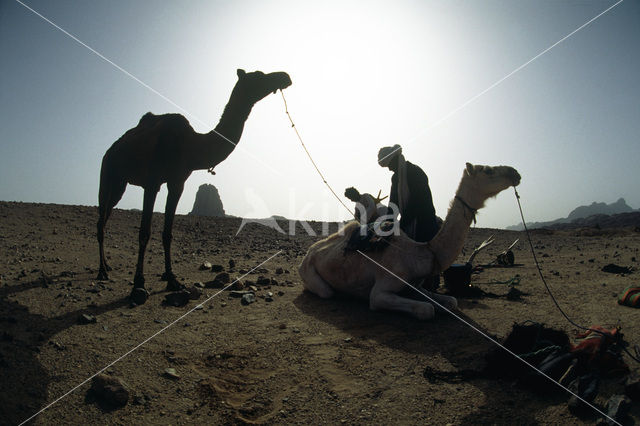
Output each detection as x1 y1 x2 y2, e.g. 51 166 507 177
96 69 292 302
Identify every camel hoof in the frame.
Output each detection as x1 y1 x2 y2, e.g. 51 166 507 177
161 271 176 282
130 287 149 305
414 304 435 321
440 295 458 311
166 278 185 292
96 270 109 281
133 275 145 288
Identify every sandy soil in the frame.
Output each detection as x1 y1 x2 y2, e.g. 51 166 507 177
1 201 639 425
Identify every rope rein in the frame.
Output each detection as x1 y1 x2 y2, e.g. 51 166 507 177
514 187 639 364
454 195 478 224
280 90 355 218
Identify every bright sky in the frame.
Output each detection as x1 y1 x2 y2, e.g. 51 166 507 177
1 0 639 229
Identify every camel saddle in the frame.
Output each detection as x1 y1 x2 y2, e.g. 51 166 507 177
344 221 395 253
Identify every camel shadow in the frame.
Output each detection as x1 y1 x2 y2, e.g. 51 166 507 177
294 291 569 425
0 275 129 425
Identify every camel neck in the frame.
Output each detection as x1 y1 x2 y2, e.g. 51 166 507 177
427 192 476 272
195 95 254 171
214 96 253 139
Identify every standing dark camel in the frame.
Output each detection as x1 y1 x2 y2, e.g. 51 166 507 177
96 69 292 303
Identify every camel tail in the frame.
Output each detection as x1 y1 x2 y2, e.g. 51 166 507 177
98 151 121 209
98 154 110 209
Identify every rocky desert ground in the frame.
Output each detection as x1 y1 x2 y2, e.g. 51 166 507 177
1 201 639 425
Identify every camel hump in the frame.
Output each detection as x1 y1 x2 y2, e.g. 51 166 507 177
137 112 192 132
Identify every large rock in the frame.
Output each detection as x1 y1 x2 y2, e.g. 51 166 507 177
89 374 130 408
189 184 225 217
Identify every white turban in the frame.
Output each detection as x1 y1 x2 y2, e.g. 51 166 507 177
378 144 402 167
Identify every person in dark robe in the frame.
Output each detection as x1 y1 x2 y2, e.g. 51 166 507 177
378 144 439 242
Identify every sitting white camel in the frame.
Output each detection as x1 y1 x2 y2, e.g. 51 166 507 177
298 163 521 320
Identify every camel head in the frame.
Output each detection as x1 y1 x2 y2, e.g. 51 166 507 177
233 69 292 105
460 163 521 207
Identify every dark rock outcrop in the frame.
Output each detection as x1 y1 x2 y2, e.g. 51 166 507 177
567 198 633 221
508 198 637 231
189 184 225 217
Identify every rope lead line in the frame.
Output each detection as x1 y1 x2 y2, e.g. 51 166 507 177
514 187 639 364
280 90 355 219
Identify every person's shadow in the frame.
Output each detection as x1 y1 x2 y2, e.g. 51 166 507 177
294 290 570 424
0 274 129 425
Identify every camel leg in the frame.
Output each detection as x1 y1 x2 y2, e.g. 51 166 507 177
96 178 127 280
133 186 159 290
161 181 185 291
369 279 435 320
423 290 458 311
298 260 335 299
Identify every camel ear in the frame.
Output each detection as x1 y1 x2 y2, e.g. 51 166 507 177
465 162 474 175
237 69 246 78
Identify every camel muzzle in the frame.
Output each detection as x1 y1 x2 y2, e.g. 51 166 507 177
510 170 521 187
273 72 292 92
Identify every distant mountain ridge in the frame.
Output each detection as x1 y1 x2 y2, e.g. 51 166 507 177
507 198 638 230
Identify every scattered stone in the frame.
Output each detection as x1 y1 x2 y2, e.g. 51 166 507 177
214 272 230 284
132 394 148 405
256 276 271 286
130 288 149 305
241 293 256 305
278 323 287 329
277 290 285 296
265 291 274 302
164 290 191 307
163 368 180 380
275 267 284 275
211 264 224 273
205 272 231 288
204 280 222 289
270 278 279 286
229 290 253 298
78 314 97 324
249 285 258 292
89 374 130 408
199 261 212 271
49 340 65 351
601 264 631 274
187 285 203 300
194 282 205 288
229 259 236 269
344 337 352 343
